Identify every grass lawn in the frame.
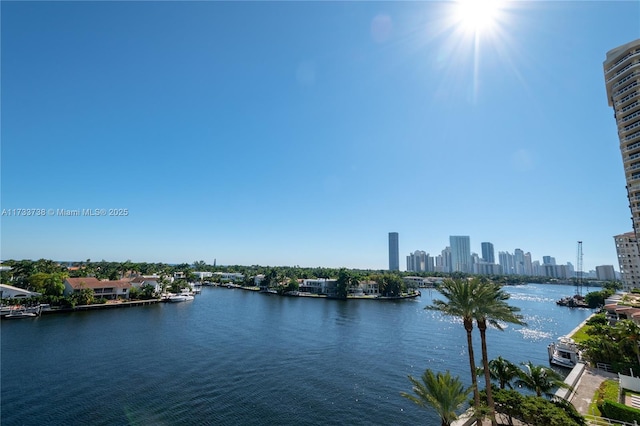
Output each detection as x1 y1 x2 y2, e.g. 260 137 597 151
589 379 619 416
570 324 592 344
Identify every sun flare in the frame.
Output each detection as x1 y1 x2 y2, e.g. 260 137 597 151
455 0 502 33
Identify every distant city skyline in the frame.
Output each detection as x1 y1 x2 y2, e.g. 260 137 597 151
400 232 613 274
2 3 639 271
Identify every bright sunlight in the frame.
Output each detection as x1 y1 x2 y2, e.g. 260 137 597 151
454 0 503 34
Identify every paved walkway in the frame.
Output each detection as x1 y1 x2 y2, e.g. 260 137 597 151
569 366 619 416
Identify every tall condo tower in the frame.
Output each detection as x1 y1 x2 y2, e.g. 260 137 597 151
388 232 399 271
604 39 640 288
481 242 495 264
450 236 471 273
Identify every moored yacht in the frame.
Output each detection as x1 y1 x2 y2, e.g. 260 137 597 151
548 336 580 368
168 291 195 302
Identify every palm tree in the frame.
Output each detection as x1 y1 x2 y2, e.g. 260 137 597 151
428 278 482 424
473 279 525 426
483 356 520 389
515 361 571 398
401 369 471 426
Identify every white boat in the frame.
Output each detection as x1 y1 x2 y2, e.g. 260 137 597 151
5 309 37 319
548 337 580 367
168 292 194 303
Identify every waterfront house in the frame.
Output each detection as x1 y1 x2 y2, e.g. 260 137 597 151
130 277 161 293
604 303 640 326
299 279 337 295
403 276 439 288
358 281 380 296
63 277 131 300
213 272 245 283
193 271 213 280
0 284 41 299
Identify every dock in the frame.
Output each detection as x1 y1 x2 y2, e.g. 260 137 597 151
45 299 161 314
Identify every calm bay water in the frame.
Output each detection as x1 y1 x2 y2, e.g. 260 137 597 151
1 284 593 425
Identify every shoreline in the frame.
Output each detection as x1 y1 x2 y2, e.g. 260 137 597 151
566 312 596 339
219 283 421 300
3 286 421 318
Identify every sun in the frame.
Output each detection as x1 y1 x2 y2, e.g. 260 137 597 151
454 0 503 34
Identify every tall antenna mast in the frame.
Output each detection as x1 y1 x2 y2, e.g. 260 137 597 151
576 241 583 296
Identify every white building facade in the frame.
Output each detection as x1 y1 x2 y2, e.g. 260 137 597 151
604 39 640 288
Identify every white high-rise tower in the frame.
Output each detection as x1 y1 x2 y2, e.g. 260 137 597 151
604 39 640 288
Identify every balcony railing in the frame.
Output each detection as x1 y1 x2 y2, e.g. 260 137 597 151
625 162 640 172
613 71 640 89
614 81 639 98
622 120 640 133
624 130 640 142
621 101 640 114
606 49 640 73
615 91 639 107
622 110 640 123
607 60 640 82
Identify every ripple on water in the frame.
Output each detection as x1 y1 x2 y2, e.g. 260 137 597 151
516 328 554 341
508 293 556 303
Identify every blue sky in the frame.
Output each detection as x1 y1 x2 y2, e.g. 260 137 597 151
1 1 639 271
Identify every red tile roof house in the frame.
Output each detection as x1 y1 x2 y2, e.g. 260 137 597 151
63 277 131 300
604 303 640 326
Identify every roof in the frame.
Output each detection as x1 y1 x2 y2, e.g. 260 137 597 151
616 306 640 315
65 277 131 289
130 277 159 283
604 304 619 312
0 284 42 296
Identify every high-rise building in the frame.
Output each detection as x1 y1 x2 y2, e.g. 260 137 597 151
614 232 640 289
514 249 525 275
435 254 444 273
388 232 399 271
596 265 616 281
566 262 576 279
450 236 471 273
474 261 502 275
532 260 542 277
425 254 434 272
471 252 480 269
441 247 452 273
524 252 533 276
499 251 514 275
604 39 640 288
481 242 495 264
407 250 426 272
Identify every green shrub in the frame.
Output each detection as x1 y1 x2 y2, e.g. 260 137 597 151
586 313 608 326
491 389 586 426
599 400 640 423
59 297 75 308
